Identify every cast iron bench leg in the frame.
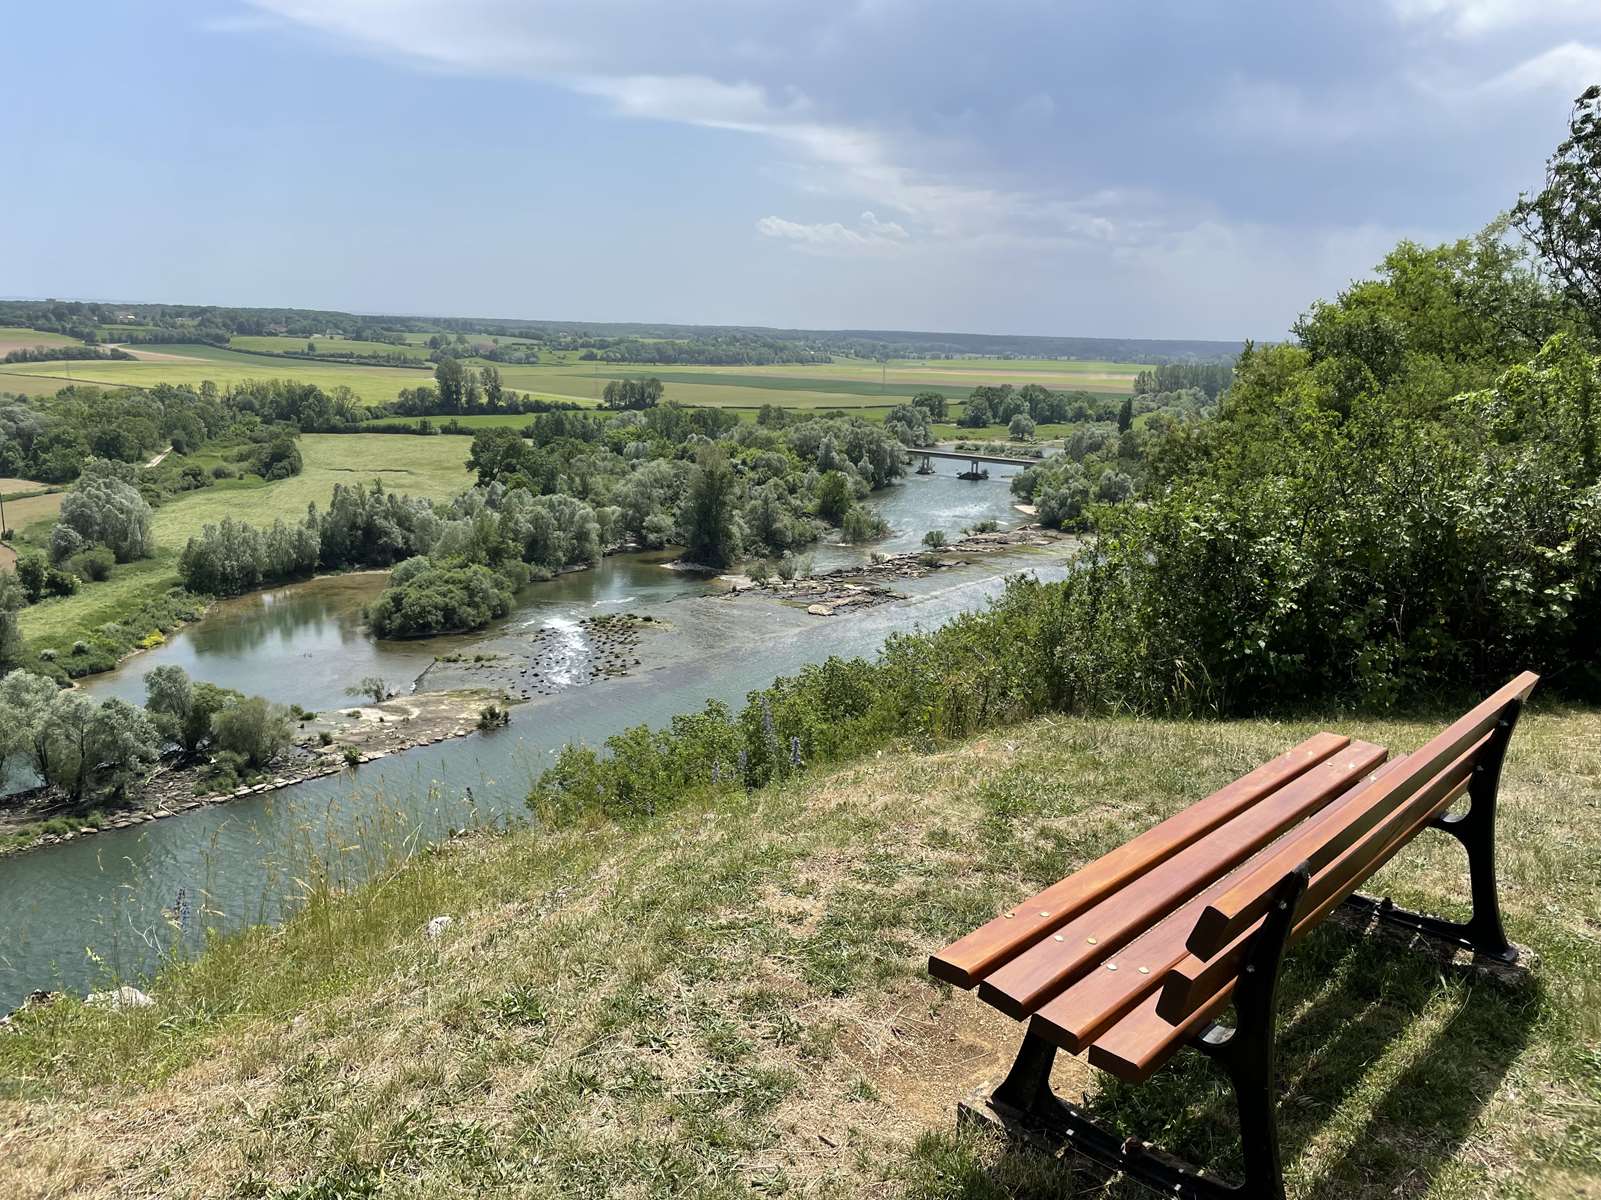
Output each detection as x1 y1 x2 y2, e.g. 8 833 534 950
982 867 1310 1199
1343 701 1524 965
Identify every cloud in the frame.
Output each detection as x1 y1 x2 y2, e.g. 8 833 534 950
1482 41 1601 95
235 0 1601 335
1390 0 1596 37
241 0 1170 253
756 211 909 254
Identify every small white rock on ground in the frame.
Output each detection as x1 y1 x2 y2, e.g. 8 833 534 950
85 986 156 1011
426 915 453 939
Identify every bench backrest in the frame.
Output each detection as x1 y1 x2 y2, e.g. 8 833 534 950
1157 671 1539 1026
928 732 1354 989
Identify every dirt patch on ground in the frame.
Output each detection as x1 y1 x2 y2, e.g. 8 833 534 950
112 346 209 363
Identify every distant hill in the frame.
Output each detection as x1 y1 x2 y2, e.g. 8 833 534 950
0 300 1244 366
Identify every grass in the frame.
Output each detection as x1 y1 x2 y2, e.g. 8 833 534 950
2 707 1595 1198
14 435 473 652
148 434 474 544
0 327 83 355
488 360 1135 411
0 344 1141 415
0 347 431 405
229 335 434 360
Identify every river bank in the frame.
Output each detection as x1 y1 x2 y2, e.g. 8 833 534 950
723 522 1071 614
0 687 501 858
0 467 1062 1008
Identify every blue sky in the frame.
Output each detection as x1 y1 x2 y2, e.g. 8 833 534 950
3 0 1598 339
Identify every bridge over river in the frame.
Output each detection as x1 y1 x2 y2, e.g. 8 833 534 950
906 447 1041 478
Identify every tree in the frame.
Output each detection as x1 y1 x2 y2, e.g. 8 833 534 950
813 471 853 525
27 690 153 803
959 395 993 428
842 506 887 543
1117 396 1134 433
86 698 159 799
1513 85 1601 335
55 458 154 562
435 357 466 412
600 378 666 410
145 665 237 755
43 690 102 802
481 364 503 409
15 550 76 601
212 696 293 768
910 391 948 419
366 561 514 638
0 669 58 782
0 570 26 673
466 427 528 487
1009 413 1037 440
885 404 935 447
348 676 391 704
678 449 742 567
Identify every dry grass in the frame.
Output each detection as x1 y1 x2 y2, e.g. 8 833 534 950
1 708 1597 1199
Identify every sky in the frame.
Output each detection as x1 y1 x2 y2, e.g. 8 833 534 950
3 0 1598 340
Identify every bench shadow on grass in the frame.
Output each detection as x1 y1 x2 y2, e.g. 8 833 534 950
967 921 1541 1199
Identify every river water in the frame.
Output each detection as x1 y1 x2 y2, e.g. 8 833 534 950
0 467 1057 1008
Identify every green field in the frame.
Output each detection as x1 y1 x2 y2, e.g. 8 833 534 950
0 346 432 404
15 434 473 649
0 372 83 397
0 326 83 355
229 335 433 360
0 343 1141 413
487 357 1137 410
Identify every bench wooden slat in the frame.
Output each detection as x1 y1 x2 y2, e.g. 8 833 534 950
928 732 1351 989
1087 973 1227 1083
1089 762 1476 1085
1184 672 1538 960
1029 754 1412 1053
974 741 1386 1019
1155 738 1481 1023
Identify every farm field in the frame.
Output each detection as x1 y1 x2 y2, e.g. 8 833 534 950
487 357 1139 410
0 326 83 355
2 340 1142 414
0 373 77 397
14 434 473 649
0 485 65 569
0 346 432 404
229 335 433 360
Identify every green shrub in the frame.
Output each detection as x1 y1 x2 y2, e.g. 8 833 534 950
66 545 115 582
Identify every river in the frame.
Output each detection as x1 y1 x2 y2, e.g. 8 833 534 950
0 466 1060 1009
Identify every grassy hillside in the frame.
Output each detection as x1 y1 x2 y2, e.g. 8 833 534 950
3 709 1595 1199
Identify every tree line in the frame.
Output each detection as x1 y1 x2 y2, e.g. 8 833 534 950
1131 362 1233 399
2 345 134 364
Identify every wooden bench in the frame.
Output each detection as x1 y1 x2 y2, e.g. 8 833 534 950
928 673 1538 1199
